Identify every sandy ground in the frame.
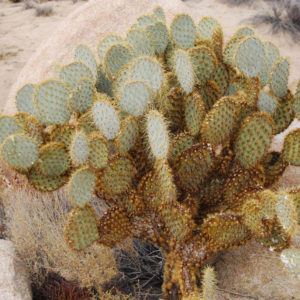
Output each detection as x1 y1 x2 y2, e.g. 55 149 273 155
0 0 85 113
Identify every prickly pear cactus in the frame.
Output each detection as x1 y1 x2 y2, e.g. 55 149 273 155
1 6 300 299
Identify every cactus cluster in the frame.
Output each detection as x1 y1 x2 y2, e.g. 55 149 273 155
1 6 300 299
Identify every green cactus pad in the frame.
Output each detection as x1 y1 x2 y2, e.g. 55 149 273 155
97 34 123 62
259 41 280 87
235 37 265 78
87 132 108 170
135 14 158 28
170 14 196 50
65 204 99 251
234 112 274 169
201 96 237 147
257 91 278 115
92 100 120 140
119 80 152 116
69 78 95 113
200 213 250 251
197 16 220 40
145 21 169 55
103 43 133 79
97 206 133 247
282 129 300 166
126 28 155 57
38 142 70 176
130 56 163 94
287 188 300 223
276 191 297 236
1 134 38 170
174 143 215 192
273 91 294 134
15 84 36 116
223 35 245 67
34 80 71 125
146 110 170 160
50 124 75 148
281 249 300 278
78 111 98 135
292 80 300 120
60 62 94 90
97 155 136 197
210 62 229 96
74 44 98 80
234 26 255 37
269 57 289 98
188 46 217 86
67 167 96 207
153 6 165 22
22 115 43 146
28 166 67 192
170 132 194 163
184 92 206 136
115 116 139 156
70 131 90 165
0 116 22 145
199 80 221 112
174 49 195 94
211 26 223 60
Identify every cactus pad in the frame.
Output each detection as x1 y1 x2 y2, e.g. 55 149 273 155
257 91 278 115
0 116 21 144
282 129 300 166
15 84 36 116
146 110 170 160
34 80 71 125
70 131 90 165
67 167 96 207
1 134 38 170
234 112 274 168
234 26 255 37
170 14 196 50
145 21 169 55
119 80 152 116
65 204 99 251
92 100 120 140
78 111 98 135
97 34 123 62
281 249 300 278
223 35 245 67
50 124 75 147
174 49 195 94
170 132 194 163
88 132 108 170
197 16 220 40
269 57 289 98
292 80 300 120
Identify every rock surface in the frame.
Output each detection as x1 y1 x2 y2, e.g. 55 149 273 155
0 240 32 300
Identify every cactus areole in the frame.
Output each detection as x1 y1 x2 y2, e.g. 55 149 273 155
1 6 300 299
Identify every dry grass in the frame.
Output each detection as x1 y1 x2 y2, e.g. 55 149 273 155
1 170 118 294
35 5 53 16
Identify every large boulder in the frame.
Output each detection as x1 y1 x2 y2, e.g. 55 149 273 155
0 240 32 300
3 0 300 298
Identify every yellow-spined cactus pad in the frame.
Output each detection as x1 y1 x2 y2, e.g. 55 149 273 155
282 129 300 166
67 167 96 207
97 206 132 247
88 131 108 170
15 84 36 116
234 112 274 169
212 26 223 60
199 80 221 112
97 34 123 62
78 111 98 135
34 80 71 125
170 14 196 50
174 143 215 192
145 21 169 55
269 57 289 98
201 266 217 300
184 92 206 136
126 28 155 57
119 80 152 116
23 115 43 146
130 56 163 94
1 134 38 170
235 37 265 78
38 142 70 176
153 6 165 22
234 26 255 37
188 46 217 86
170 132 194 163
201 96 236 147
92 100 120 140
28 166 67 192
70 131 90 165
174 49 195 94
197 16 220 40
69 78 95 113
50 124 75 148
281 249 300 279
258 91 278 115
115 116 139 156
65 204 99 251
74 44 98 80
0 116 22 145
223 35 245 67
292 80 300 120
60 62 94 90
97 155 136 197
210 62 229 96
146 110 170 159
103 43 133 79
